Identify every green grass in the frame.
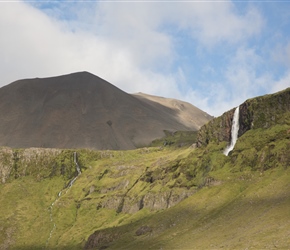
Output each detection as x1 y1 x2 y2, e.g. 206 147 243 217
87 166 290 250
0 123 290 249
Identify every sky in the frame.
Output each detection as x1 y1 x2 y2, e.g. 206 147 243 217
1 0 290 116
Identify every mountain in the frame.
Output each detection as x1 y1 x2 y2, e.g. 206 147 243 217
0 72 212 150
133 92 211 130
0 88 289 249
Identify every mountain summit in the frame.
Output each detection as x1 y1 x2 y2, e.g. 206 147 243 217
0 72 212 149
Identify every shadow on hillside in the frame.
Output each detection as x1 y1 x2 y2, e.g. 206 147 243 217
10 245 83 250
84 190 290 249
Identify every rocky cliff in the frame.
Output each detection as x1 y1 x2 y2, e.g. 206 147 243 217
0 147 196 214
197 87 290 147
0 147 99 184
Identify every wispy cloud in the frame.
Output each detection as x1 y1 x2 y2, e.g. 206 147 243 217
169 2 263 45
0 1 289 116
271 71 290 93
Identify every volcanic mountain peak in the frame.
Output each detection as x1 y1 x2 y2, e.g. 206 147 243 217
7 71 123 96
0 72 212 149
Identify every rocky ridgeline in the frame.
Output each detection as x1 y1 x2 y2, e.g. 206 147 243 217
82 154 198 214
0 148 67 184
93 177 194 214
0 148 99 184
197 88 290 147
0 147 196 214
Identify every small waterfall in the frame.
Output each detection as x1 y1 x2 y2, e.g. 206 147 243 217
67 152 82 188
45 196 58 248
45 152 82 248
224 106 240 156
74 152 81 175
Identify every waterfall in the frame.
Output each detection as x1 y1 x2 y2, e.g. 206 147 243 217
74 152 81 175
45 152 82 248
67 152 82 187
224 106 240 156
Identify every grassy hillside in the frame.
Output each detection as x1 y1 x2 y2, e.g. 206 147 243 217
0 116 289 249
0 146 194 249
85 122 290 249
95 166 290 250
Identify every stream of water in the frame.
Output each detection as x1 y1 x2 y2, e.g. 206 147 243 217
45 152 81 248
224 106 240 156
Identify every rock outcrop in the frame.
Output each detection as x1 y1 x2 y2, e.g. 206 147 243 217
0 147 195 213
0 147 99 183
197 88 290 147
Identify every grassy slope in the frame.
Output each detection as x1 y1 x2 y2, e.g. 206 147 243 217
0 147 191 249
108 166 290 249
84 123 290 249
0 122 290 249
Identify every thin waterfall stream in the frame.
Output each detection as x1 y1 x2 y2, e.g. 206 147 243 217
45 152 82 248
66 152 82 188
224 106 240 156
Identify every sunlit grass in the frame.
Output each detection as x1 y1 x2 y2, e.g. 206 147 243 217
0 122 290 249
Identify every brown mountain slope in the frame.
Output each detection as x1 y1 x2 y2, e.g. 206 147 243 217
0 72 212 149
133 93 212 129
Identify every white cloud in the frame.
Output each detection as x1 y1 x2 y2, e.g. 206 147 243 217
183 46 278 117
0 2 176 94
271 72 290 93
225 47 264 94
271 41 290 68
0 3 172 94
286 43 290 66
0 2 76 83
279 42 290 67
0 1 267 117
167 2 263 46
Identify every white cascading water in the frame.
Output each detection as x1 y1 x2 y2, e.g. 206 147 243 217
74 151 81 175
67 152 82 188
224 106 240 156
46 152 82 248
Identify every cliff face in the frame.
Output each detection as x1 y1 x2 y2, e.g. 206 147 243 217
197 88 290 147
0 148 99 184
0 147 196 213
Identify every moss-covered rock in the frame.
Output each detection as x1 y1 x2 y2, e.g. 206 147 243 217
197 87 290 147
0 148 100 184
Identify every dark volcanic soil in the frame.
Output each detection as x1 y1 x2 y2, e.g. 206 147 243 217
0 72 212 149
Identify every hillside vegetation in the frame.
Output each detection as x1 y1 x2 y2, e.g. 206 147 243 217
0 88 290 249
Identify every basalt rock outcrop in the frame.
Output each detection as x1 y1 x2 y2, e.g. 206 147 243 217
197 87 290 147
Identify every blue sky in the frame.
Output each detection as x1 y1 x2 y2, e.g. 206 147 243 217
1 1 290 116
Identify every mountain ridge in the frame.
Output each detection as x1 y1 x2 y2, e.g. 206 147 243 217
133 92 211 129
0 72 212 150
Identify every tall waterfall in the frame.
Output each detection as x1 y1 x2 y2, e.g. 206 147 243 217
224 106 240 156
